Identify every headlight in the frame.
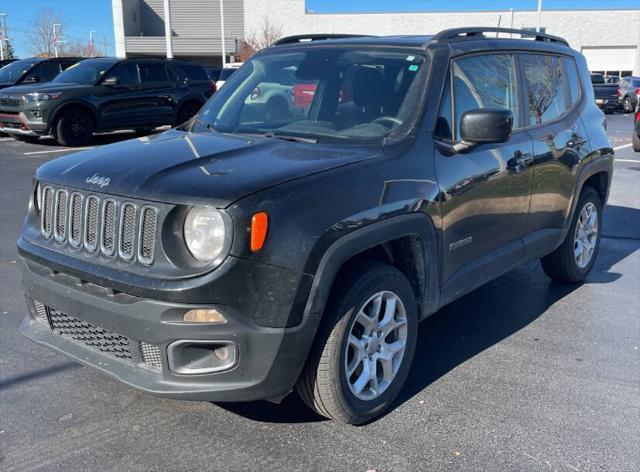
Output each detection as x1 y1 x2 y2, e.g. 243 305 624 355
22 92 62 103
183 207 227 262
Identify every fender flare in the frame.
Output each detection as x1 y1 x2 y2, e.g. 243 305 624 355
48 100 99 133
302 213 440 322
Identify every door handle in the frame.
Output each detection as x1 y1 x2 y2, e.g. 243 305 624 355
508 150 533 172
567 137 587 148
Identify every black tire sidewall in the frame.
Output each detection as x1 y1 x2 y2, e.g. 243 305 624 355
329 266 418 423
56 109 94 147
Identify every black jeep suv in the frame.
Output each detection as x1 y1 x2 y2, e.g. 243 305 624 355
0 57 213 146
18 28 613 424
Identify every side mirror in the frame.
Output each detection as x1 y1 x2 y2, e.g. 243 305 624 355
103 76 120 86
460 108 513 145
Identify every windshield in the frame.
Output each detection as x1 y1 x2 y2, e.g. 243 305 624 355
53 60 115 85
193 47 428 143
0 59 37 83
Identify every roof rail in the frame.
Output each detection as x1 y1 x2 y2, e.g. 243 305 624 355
272 34 373 46
431 27 569 46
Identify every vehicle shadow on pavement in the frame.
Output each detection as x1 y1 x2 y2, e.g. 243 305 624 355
216 205 639 424
0 362 78 392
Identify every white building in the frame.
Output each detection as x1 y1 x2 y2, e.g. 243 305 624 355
113 0 640 75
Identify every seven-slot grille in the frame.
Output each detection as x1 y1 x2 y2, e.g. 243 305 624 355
40 185 158 265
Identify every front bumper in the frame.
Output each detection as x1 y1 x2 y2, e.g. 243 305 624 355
0 110 48 136
20 257 320 402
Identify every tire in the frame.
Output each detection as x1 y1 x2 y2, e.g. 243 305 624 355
55 108 94 147
623 97 633 113
296 261 418 425
633 130 640 153
541 187 603 283
174 101 202 126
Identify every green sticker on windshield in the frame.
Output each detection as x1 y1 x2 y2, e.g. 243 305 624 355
408 64 419 72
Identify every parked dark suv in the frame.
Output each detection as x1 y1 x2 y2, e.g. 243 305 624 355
18 28 613 424
0 58 213 146
0 57 80 90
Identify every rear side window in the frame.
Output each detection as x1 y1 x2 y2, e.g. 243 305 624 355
521 54 568 126
563 58 582 106
176 64 208 81
139 63 169 83
451 54 518 140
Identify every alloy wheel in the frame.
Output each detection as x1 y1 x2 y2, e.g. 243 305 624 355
574 202 598 269
344 290 408 401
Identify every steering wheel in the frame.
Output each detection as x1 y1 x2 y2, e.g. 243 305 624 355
371 116 403 127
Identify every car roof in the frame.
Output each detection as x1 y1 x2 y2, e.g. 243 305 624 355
270 28 573 56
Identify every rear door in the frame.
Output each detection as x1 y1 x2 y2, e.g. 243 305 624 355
434 53 533 293
520 53 592 257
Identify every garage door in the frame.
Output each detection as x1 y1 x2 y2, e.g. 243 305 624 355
582 46 637 73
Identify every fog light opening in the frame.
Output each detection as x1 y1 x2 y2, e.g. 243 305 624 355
214 346 230 361
183 309 226 324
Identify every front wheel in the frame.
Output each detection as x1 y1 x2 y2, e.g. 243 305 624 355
296 261 418 424
56 108 94 147
633 129 640 153
174 102 202 126
541 187 603 283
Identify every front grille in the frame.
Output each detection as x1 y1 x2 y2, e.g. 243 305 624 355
47 307 133 361
0 97 22 107
39 185 158 265
140 342 162 369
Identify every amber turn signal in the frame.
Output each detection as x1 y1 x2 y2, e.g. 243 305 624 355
251 212 269 252
183 309 226 323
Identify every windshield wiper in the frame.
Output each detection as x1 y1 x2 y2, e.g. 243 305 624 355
264 132 318 144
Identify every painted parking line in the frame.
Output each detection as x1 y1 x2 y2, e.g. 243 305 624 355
23 147 94 156
613 143 633 151
0 137 15 141
614 159 640 163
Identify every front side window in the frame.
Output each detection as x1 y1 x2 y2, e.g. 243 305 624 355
194 47 428 143
34 62 62 82
451 54 518 140
104 62 139 87
521 54 568 126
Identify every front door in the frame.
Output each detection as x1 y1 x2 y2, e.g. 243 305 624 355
97 61 142 129
434 53 533 298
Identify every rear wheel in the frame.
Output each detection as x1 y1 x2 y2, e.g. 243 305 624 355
623 97 633 113
296 261 418 424
541 187 602 283
633 129 640 153
56 108 94 147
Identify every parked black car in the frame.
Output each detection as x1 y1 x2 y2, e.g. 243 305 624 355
0 57 80 90
618 76 640 113
591 73 619 113
204 66 222 82
0 58 213 146
18 28 612 424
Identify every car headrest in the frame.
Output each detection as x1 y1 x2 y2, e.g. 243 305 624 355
352 67 385 108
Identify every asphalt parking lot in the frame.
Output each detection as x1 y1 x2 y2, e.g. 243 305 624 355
0 115 638 471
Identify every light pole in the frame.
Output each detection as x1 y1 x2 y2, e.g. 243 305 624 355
53 23 60 57
163 0 173 59
219 0 226 67
536 0 543 32
89 31 96 57
0 14 5 61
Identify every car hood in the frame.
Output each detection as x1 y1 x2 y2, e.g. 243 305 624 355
0 82 87 95
35 129 379 207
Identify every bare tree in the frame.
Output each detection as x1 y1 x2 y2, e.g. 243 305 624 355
64 39 92 58
237 19 283 62
27 9 63 58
